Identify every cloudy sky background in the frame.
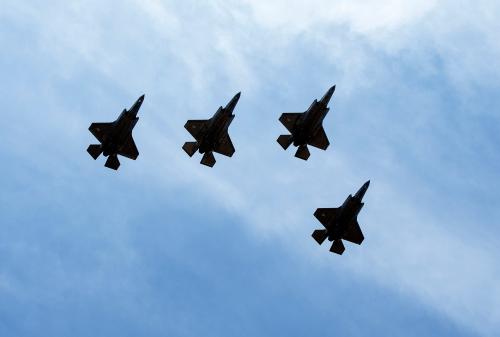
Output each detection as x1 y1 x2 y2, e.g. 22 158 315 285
1 1 499 336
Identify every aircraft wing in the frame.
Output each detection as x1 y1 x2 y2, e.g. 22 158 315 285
314 207 341 228
185 119 209 141
279 113 302 133
343 219 364 245
214 134 235 157
118 135 139 160
308 126 330 150
89 122 114 143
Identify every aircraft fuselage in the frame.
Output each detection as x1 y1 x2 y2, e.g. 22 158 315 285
327 195 364 241
293 101 329 146
326 180 370 241
198 92 239 154
101 110 138 156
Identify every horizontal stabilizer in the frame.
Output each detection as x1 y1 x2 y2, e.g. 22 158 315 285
182 142 199 157
312 229 328 245
330 240 345 255
277 135 293 150
105 155 120 170
87 144 102 160
200 151 216 167
295 145 310 160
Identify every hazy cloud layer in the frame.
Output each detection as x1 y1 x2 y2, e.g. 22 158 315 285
1 1 499 336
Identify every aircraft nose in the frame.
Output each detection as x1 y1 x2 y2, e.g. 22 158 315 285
225 92 241 111
320 85 336 104
129 94 145 116
355 180 370 200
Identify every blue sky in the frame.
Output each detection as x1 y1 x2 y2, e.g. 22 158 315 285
1 1 499 336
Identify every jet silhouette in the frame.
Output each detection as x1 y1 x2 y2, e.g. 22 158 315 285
183 92 240 167
312 180 370 255
277 85 335 160
87 95 144 170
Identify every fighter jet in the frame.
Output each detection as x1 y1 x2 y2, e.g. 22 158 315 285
87 95 144 170
182 92 240 167
312 180 370 255
277 85 335 160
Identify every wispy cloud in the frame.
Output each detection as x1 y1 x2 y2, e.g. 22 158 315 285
1 1 499 335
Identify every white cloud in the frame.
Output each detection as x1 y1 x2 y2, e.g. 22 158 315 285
242 0 438 33
2 0 500 335
242 0 500 88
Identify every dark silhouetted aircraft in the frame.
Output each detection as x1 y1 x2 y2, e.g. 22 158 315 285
87 95 144 170
312 180 370 255
182 92 240 167
277 85 335 160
